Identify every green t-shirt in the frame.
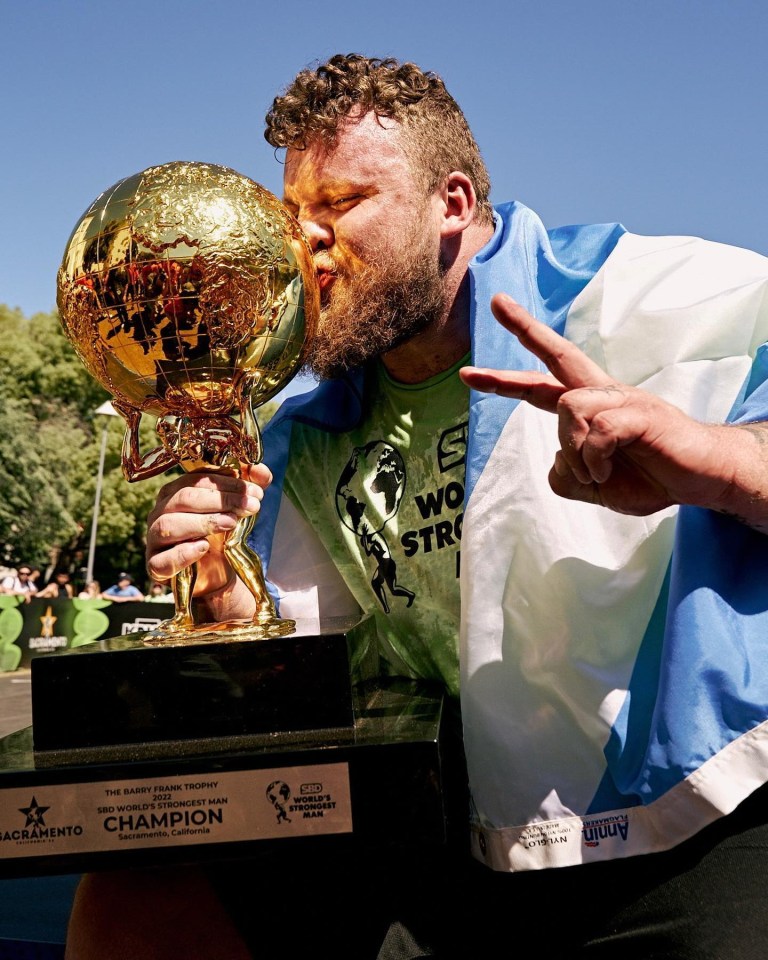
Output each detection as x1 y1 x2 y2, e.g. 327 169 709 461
282 355 470 696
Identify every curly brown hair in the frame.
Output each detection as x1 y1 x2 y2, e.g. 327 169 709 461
265 53 493 225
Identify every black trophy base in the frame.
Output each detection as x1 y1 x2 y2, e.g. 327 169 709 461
30 615 380 760
0 677 458 880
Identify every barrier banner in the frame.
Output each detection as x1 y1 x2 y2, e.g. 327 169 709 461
0 597 174 671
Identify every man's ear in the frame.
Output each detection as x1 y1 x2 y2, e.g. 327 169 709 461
437 171 476 239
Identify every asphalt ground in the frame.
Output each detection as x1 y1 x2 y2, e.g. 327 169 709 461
0 669 33 738
0 670 76 955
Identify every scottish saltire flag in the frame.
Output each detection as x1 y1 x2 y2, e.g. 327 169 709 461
252 202 768 872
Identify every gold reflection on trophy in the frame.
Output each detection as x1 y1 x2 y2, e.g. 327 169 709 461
56 161 319 644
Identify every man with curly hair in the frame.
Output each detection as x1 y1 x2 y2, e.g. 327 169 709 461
68 54 768 958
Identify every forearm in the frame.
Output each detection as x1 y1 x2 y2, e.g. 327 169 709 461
702 421 768 533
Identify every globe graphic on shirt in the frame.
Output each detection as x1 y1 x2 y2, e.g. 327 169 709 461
335 441 406 536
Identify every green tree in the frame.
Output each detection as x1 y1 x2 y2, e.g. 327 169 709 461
0 305 148 582
0 395 80 565
0 306 105 421
0 304 283 588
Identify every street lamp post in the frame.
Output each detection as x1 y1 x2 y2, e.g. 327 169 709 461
84 401 119 586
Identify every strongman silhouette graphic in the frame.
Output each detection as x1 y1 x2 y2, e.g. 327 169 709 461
335 441 415 614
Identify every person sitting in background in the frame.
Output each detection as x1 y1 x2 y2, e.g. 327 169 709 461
77 580 101 599
144 581 173 602
37 571 74 599
100 573 143 603
0 564 38 602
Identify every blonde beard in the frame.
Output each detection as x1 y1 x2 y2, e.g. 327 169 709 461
303 235 446 381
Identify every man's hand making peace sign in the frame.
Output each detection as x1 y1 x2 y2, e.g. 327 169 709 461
460 293 768 532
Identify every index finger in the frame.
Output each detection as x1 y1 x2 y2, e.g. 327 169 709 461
154 469 248 507
155 463 272 505
492 293 615 389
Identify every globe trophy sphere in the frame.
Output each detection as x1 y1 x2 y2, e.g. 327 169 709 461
56 160 319 644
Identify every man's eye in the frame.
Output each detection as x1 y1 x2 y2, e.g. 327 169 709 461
333 195 360 208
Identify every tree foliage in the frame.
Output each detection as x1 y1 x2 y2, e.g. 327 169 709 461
0 395 79 563
0 305 280 591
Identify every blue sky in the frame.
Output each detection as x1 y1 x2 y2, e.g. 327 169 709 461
2 0 767 400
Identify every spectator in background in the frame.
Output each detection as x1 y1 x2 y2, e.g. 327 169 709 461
0 565 38 602
100 573 143 603
77 580 101 599
37 571 75 599
144 582 173 603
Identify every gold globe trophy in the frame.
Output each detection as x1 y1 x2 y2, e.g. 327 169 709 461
56 160 319 645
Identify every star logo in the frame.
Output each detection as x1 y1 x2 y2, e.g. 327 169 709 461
19 796 50 828
39 607 57 639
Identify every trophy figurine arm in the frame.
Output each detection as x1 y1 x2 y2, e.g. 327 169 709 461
112 400 178 482
237 386 262 465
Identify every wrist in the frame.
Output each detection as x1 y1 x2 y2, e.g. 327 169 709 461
700 423 768 530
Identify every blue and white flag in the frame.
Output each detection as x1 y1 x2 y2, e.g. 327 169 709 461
463 203 768 871
253 201 768 872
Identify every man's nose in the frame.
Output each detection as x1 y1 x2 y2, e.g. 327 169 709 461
299 216 333 252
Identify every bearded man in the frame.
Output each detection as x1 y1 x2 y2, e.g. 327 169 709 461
67 54 768 959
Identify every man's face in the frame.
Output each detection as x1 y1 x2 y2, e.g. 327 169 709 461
283 112 447 379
